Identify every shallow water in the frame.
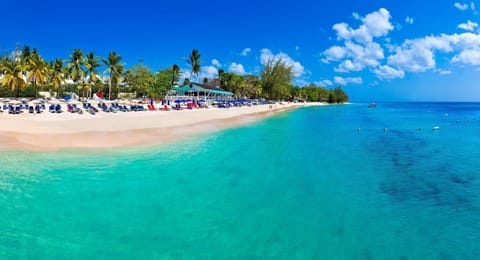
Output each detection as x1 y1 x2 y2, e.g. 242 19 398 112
1 103 479 258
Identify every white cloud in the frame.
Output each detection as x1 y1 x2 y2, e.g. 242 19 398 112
321 79 333 86
458 20 478 31
387 34 455 72
327 42 385 72
405 17 414 25
452 49 480 65
334 76 363 85
454 2 469 10
373 65 405 79
322 46 348 62
228 63 246 75
240 48 251 56
295 45 300 51
212 59 222 68
352 12 360 20
332 8 393 44
438 70 453 75
260 48 305 77
182 65 219 81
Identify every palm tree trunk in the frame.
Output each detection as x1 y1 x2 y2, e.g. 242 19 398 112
34 82 38 99
109 72 112 100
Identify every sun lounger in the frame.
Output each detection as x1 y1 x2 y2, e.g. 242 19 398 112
55 104 63 113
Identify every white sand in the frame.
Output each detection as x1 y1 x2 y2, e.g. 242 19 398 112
0 102 327 151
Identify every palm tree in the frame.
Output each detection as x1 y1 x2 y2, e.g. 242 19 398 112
85 51 101 99
26 49 48 98
171 64 180 87
186 49 202 82
49 59 66 97
0 58 26 98
65 49 86 88
103 51 124 100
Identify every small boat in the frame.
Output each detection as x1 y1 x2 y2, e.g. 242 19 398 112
433 126 440 131
368 102 376 108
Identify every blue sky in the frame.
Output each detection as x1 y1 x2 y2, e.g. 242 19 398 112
2 0 480 101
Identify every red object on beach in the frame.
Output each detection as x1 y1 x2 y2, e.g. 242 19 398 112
96 93 103 99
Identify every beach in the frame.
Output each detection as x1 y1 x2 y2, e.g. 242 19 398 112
0 102 326 151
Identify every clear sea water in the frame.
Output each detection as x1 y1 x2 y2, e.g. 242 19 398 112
1 103 480 259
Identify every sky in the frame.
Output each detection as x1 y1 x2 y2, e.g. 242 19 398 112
2 0 480 101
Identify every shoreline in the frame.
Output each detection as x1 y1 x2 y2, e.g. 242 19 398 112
0 102 328 152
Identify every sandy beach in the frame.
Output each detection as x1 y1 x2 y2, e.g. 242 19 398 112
0 102 327 151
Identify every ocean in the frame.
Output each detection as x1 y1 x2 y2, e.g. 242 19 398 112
1 103 479 259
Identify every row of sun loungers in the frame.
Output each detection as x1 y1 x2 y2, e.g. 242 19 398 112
1 99 262 115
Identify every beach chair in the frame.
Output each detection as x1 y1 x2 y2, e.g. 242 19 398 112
49 104 55 113
55 104 63 113
67 104 75 113
35 105 42 114
29 106 34 113
159 104 170 111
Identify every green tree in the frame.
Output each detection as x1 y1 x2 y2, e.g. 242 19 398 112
0 58 26 97
171 64 181 87
103 51 125 100
260 58 293 100
65 49 86 91
124 64 155 97
186 49 202 82
26 49 48 98
49 59 66 97
81 51 102 97
153 69 176 97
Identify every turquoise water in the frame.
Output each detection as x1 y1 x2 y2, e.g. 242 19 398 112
1 103 480 258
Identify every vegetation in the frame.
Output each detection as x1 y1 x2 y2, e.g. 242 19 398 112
186 49 203 82
0 44 348 103
103 52 125 100
261 58 294 100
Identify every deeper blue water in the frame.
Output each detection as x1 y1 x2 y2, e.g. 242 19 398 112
1 103 480 259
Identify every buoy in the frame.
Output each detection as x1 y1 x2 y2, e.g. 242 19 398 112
383 128 388 132
433 126 440 130
357 128 361 132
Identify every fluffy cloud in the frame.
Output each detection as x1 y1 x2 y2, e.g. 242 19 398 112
334 76 363 85
260 48 305 77
454 2 469 10
325 42 384 72
322 46 348 62
332 8 393 44
458 20 478 31
320 79 333 86
387 34 457 72
452 49 480 65
454 2 476 12
405 17 414 25
228 63 246 75
373 65 405 79
240 48 251 56
212 59 222 68
387 33 480 71
182 65 218 81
